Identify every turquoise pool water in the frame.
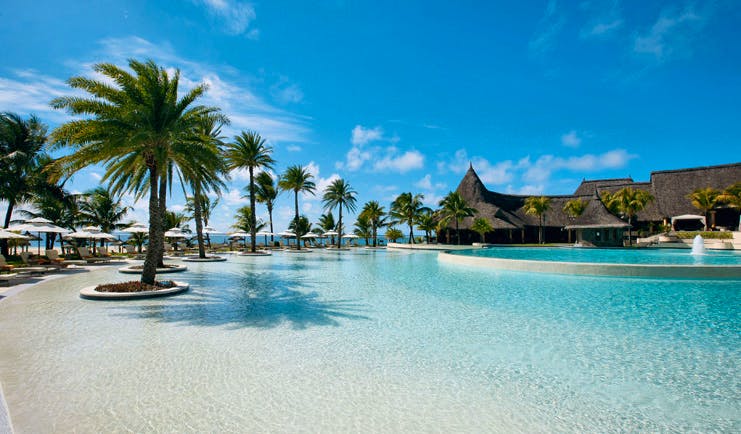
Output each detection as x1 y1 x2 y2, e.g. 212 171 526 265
454 246 741 265
0 250 739 432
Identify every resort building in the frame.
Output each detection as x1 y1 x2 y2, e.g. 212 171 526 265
450 162 741 246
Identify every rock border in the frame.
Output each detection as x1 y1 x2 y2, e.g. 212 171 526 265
118 264 188 274
80 281 190 300
182 256 228 262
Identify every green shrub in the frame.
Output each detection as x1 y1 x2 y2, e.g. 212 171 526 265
675 231 733 240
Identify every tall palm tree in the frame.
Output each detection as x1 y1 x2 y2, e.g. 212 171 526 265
255 171 279 243
416 210 436 244
0 112 48 256
522 196 551 244
224 130 275 253
438 191 477 245
78 187 130 248
50 59 223 284
390 192 429 244
434 211 452 244
471 217 493 243
322 178 358 248
278 165 315 250
359 201 387 247
688 187 721 231
317 212 336 246
563 198 588 243
608 187 653 246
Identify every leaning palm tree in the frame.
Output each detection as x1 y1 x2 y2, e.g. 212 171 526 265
322 178 358 248
563 198 588 243
416 210 436 244
278 165 315 250
0 112 48 256
224 130 275 253
359 201 387 247
438 191 477 245
50 59 223 284
610 187 653 246
522 196 551 244
255 171 279 243
390 192 429 244
688 187 721 231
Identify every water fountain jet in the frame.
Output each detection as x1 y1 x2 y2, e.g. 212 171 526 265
691 234 706 255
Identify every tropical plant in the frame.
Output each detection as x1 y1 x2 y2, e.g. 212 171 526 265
234 206 267 233
255 171 279 242
127 232 148 254
50 59 223 284
354 214 372 245
317 212 336 245
78 187 130 233
322 178 357 248
471 217 493 243
600 191 620 215
390 192 430 244
563 197 588 244
603 187 653 245
385 227 403 243
434 211 452 244
719 182 741 209
416 210 436 244
288 215 311 244
438 192 477 245
522 196 551 244
20 186 80 250
0 112 48 256
359 201 387 247
278 165 315 250
165 211 191 232
688 187 721 230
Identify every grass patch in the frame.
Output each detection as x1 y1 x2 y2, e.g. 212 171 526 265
95 280 176 293
675 231 733 240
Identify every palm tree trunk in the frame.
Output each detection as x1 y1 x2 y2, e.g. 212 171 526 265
268 203 274 243
141 166 160 285
628 216 633 246
248 167 257 253
294 191 300 250
1 200 15 256
372 225 377 247
157 175 167 267
539 215 544 244
409 222 414 245
193 185 206 259
456 219 460 245
337 207 343 248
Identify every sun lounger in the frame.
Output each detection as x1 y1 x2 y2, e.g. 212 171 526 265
1 254 48 275
0 273 20 286
19 252 60 272
77 247 111 263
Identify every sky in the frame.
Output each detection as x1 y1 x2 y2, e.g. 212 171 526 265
1 0 740 233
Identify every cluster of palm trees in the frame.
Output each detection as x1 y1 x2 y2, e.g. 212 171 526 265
686 184 741 231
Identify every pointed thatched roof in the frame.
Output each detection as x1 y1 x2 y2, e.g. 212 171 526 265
454 165 628 230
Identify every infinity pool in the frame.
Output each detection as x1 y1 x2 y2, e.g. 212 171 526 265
453 246 741 265
0 250 739 432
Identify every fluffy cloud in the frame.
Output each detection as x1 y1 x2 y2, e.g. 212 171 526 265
633 3 710 61
192 0 258 37
373 149 424 173
561 130 582 148
414 174 446 191
579 0 622 38
351 125 384 146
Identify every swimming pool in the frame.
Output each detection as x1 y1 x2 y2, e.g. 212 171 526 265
0 250 739 432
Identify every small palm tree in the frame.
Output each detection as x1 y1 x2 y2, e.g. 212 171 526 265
78 187 130 248
719 182 741 230
224 131 275 253
359 201 387 247
688 187 721 231
234 206 267 233
390 192 430 244
385 227 403 243
354 214 372 245
471 217 493 243
438 191 477 245
609 187 653 245
416 211 436 244
322 178 357 248
278 165 316 250
563 198 588 243
522 196 551 244
255 171 279 242
288 215 312 246
318 212 336 246
434 211 452 244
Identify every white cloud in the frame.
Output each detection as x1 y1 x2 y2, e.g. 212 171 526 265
224 188 248 206
414 174 446 191
270 77 304 104
90 172 103 181
633 3 710 61
341 146 372 171
580 0 622 38
192 0 258 36
529 0 565 57
561 130 582 148
286 145 302 152
351 125 383 146
373 149 424 173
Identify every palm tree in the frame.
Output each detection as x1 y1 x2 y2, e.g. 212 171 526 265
471 217 493 243
522 196 551 244
390 192 429 244
50 59 223 285
317 212 336 246
322 178 358 248
385 227 403 243
688 187 721 231
21 185 80 251
434 211 452 244
354 214 372 245
0 112 48 256
78 187 130 248
438 191 477 245
288 215 312 246
563 198 588 243
234 206 267 233
255 171 279 243
359 201 387 247
164 211 191 232
719 182 741 230
608 187 653 245
278 165 315 250
224 131 275 253
416 210 436 244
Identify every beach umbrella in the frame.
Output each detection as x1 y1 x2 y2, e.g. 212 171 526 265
164 227 188 238
228 231 250 248
121 222 149 233
0 229 30 240
201 226 221 248
10 217 70 255
278 230 296 247
323 230 339 236
256 230 273 246
342 233 359 246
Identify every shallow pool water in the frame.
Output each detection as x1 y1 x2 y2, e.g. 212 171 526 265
454 246 741 265
0 250 739 432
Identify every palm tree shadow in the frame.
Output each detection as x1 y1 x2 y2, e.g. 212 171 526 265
110 271 369 329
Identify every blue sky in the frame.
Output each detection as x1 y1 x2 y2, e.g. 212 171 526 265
1 0 740 232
